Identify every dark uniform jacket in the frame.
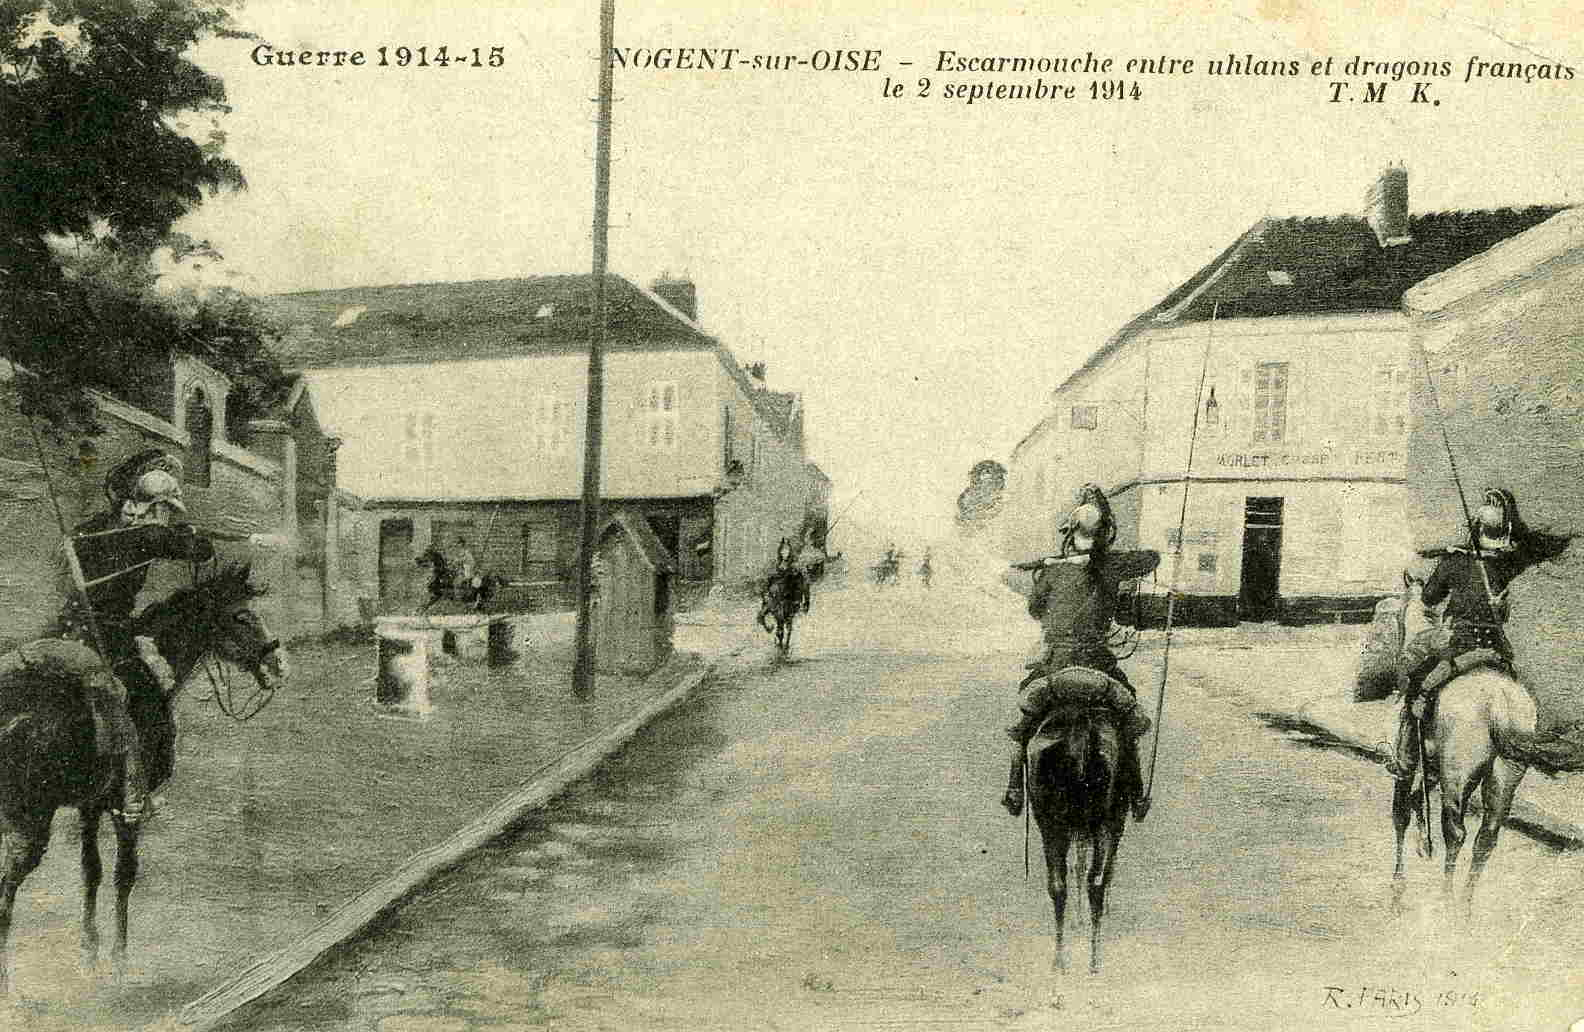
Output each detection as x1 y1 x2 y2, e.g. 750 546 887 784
1422 545 1549 656
1030 549 1160 676
60 512 215 656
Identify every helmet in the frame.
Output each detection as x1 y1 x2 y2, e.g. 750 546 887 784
106 449 187 517
1474 487 1518 551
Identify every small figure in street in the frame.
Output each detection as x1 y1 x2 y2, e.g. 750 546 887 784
917 547 933 589
416 544 453 610
758 538 811 633
42 449 216 824
455 536 478 587
1003 484 1160 821
1387 488 1569 781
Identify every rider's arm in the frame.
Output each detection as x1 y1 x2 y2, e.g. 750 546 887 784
1421 556 1455 609
100 524 216 566
1028 568 1052 619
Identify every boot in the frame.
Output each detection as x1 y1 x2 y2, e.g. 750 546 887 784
87 667 151 825
1125 735 1151 821
1001 741 1025 817
1385 703 1418 781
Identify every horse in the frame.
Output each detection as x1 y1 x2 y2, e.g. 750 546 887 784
0 564 289 993
1385 569 1553 917
1026 702 1131 974
415 546 453 610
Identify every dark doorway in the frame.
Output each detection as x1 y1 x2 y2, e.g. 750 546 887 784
1239 497 1284 622
184 390 213 487
379 518 414 607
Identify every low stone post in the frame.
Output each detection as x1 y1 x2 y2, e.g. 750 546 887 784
375 618 432 715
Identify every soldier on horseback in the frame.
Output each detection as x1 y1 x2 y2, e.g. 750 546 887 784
1002 484 1159 821
1387 487 1562 781
758 537 810 632
34 449 216 824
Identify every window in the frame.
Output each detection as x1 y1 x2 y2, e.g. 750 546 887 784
643 381 678 451
1252 362 1288 443
722 405 735 470
520 523 559 581
533 394 571 456
1198 553 1218 574
184 389 213 487
1370 364 1409 436
1071 405 1098 430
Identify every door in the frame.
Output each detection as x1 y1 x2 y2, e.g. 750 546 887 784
378 518 414 607
1239 497 1284 622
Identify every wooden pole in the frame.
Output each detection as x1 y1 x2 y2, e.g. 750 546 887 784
572 0 616 695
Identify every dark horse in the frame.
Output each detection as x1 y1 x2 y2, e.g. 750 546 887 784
415 546 453 610
0 565 289 992
1026 702 1131 974
757 539 808 657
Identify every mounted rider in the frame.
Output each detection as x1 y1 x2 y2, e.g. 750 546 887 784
1387 487 1567 780
32 449 216 824
1002 484 1159 821
758 537 810 631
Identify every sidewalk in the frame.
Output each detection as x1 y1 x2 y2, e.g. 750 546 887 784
8 620 709 1032
1161 627 1584 849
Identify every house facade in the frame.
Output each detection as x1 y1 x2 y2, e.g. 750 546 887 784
266 274 823 613
1006 167 1565 625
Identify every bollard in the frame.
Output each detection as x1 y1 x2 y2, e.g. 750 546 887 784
487 618 519 667
375 619 432 715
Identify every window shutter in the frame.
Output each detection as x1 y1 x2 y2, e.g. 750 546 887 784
1236 362 1254 446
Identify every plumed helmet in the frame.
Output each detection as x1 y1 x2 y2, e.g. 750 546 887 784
106 449 187 514
1473 487 1518 547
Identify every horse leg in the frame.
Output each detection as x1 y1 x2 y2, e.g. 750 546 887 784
1464 755 1526 917
79 808 104 971
0 823 51 998
1088 821 1122 975
1438 766 1477 909
1390 775 1413 914
110 817 140 981
1038 820 1070 973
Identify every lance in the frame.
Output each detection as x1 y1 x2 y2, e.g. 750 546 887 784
23 413 115 663
1142 301 1219 810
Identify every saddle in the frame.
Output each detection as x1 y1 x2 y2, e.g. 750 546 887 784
1420 648 1511 696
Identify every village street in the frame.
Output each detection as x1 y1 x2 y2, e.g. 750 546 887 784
218 575 1584 1032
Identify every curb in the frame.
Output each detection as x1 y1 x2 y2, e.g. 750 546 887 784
1293 696 1584 851
177 656 717 1032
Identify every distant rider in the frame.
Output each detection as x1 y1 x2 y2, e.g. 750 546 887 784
758 538 810 632
918 548 933 588
1003 485 1159 821
1387 488 1569 780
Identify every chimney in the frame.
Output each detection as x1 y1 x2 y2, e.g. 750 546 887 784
1365 165 1412 247
652 275 698 322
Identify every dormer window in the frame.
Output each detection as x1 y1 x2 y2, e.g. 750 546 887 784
534 304 555 319
1266 270 1294 286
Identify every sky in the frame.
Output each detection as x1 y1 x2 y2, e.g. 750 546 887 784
161 0 1584 545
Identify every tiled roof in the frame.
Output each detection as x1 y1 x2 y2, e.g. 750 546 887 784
264 274 710 369
1164 207 1568 324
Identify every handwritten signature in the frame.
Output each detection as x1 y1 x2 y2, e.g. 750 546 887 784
1322 985 1482 1016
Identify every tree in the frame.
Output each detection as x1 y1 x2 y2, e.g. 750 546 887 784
0 1 281 433
956 459 1006 533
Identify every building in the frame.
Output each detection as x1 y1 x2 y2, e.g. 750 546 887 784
0 353 355 644
1006 167 1565 625
1401 207 1584 726
265 274 824 613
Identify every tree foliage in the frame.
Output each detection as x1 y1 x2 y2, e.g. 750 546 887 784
0 1 280 434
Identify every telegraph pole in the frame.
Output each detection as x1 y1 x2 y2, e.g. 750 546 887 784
572 0 615 694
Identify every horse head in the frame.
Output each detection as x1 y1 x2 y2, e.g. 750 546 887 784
1396 567 1432 647
137 564 290 695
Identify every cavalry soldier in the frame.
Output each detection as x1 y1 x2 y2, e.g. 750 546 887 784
1387 487 1567 780
758 537 810 631
33 449 216 824
1003 485 1159 821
